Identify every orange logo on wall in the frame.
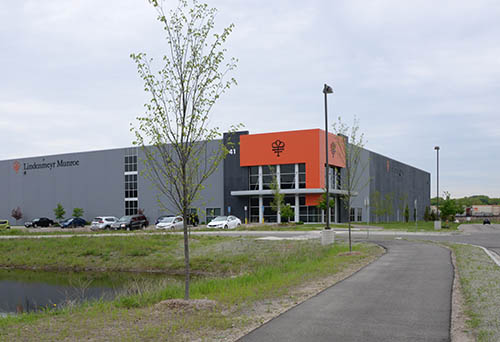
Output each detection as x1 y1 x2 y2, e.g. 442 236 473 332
13 161 20 174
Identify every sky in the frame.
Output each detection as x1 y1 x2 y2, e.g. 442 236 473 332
1 0 499 198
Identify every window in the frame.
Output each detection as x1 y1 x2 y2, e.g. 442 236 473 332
298 195 321 223
262 196 277 222
125 174 138 198
125 200 138 216
280 164 295 189
262 166 276 190
298 163 306 188
336 167 342 189
206 208 221 223
249 166 259 190
124 155 137 172
124 149 138 202
350 208 355 222
357 208 362 222
249 197 260 223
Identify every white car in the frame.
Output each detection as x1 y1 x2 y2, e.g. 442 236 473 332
156 216 184 230
91 216 118 230
207 215 241 229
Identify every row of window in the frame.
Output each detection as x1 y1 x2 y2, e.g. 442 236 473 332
124 150 138 215
249 164 306 190
249 195 336 223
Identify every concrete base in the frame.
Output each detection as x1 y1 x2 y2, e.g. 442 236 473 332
321 229 335 245
434 221 441 230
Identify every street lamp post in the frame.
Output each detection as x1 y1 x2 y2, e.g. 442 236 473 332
434 146 440 220
323 84 333 229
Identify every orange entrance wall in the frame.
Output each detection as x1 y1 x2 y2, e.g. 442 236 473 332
239 129 346 206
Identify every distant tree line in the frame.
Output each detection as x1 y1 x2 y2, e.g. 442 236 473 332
431 195 500 206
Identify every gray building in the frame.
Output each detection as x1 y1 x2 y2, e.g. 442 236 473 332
0 129 429 225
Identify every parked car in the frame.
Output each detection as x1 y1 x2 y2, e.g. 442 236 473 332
111 214 149 230
207 215 241 229
24 217 54 228
60 217 87 228
0 220 10 230
155 214 175 225
91 216 119 230
156 216 184 230
483 219 491 225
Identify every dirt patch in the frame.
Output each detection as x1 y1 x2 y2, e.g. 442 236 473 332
154 299 217 311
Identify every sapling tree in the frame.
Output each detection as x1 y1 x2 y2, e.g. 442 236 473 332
72 208 84 218
131 0 238 299
270 167 284 223
281 204 294 223
317 192 335 223
384 193 394 222
370 191 385 223
333 116 368 252
54 203 65 222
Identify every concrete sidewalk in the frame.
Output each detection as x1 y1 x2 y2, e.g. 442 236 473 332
239 240 453 342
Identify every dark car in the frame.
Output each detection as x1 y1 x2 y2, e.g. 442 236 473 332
60 217 87 228
483 219 491 225
24 217 54 228
111 214 149 230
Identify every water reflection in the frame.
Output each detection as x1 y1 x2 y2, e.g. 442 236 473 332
0 269 166 314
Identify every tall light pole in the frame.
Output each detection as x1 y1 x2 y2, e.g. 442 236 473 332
323 84 333 229
434 146 440 220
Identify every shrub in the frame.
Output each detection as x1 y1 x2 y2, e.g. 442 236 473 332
11 207 23 224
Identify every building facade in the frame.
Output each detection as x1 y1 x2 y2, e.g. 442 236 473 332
0 129 430 225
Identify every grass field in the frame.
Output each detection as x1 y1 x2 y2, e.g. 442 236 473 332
450 244 500 342
355 221 460 231
0 236 382 341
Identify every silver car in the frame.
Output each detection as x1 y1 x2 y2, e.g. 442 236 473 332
91 216 118 230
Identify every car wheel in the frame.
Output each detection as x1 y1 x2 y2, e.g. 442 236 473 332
224 225 228 229
33 224 37 228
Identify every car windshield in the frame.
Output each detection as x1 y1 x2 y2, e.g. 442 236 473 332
118 216 132 222
61 218 72 224
212 216 227 222
160 217 175 223
93 217 102 221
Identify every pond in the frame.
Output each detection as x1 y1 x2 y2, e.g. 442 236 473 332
0 268 171 315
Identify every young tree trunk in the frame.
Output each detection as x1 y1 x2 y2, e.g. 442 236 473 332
183 207 190 300
348 202 352 252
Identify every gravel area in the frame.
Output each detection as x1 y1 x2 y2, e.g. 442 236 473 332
452 244 500 342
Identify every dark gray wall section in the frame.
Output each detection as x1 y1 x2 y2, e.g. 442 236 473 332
0 148 124 224
223 131 249 221
347 148 371 222
137 140 225 224
368 150 430 222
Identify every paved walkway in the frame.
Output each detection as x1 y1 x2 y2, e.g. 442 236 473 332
239 240 452 342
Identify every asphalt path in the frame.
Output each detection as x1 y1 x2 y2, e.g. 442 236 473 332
239 240 453 342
